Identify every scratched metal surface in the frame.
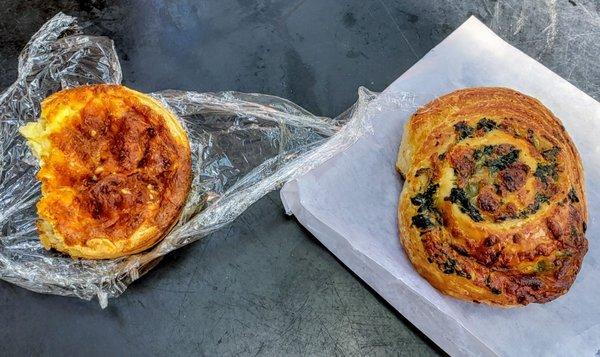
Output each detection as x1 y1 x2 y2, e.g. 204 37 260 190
0 1 598 356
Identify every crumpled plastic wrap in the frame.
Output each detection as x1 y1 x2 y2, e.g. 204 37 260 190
0 13 377 307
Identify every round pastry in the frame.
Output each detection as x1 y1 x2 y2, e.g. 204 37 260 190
20 84 192 259
396 87 587 306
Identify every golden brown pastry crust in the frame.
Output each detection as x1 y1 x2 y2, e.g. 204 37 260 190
20 84 192 259
396 87 588 306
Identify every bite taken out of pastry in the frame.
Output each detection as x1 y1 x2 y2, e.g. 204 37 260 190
396 87 587 306
20 84 192 259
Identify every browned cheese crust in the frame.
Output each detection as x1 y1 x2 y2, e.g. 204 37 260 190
20 84 192 259
396 87 588 306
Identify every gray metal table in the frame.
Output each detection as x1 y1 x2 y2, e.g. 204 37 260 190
1 1 598 355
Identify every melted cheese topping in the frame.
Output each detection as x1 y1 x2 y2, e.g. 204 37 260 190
20 85 192 259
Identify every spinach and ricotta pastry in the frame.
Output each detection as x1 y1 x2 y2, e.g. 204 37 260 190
396 88 587 306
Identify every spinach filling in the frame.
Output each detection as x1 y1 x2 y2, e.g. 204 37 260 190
411 214 434 229
485 276 502 295
453 122 474 140
445 187 483 222
490 287 501 295
533 141 560 187
424 255 472 279
568 188 579 203
483 148 520 172
442 258 457 274
535 260 551 273
472 144 520 172
410 183 441 230
541 146 560 161
454 118 497 141
476 118 497 132
518 193 549 218
411 183 438 209
473 145 495 160
534 163 557 184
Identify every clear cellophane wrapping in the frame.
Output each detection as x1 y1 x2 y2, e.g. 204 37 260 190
0 13 393 307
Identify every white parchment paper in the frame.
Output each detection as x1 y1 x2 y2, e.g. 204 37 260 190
281 16 600 357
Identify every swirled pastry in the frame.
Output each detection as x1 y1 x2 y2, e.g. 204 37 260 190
396 88 587 306
20 84 192 259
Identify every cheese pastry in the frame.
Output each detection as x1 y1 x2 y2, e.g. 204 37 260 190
20 84 192 259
